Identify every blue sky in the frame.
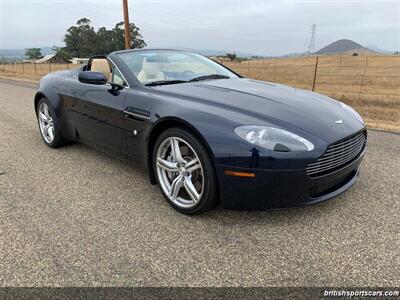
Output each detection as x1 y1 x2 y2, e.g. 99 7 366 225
0 0 399 55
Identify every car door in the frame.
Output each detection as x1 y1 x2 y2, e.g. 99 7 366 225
72 57 128 157
123 88 153 165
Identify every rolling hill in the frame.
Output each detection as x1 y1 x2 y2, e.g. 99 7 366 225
0 47 54 60
315 39 377 55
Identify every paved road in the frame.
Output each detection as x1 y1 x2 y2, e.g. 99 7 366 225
0 80 399 287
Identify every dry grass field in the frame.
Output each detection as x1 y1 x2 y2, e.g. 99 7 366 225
1 54 399 131
222 55 400 132
0 62 78 82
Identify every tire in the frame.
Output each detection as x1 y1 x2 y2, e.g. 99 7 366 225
36 98 65 148
153 127 218 214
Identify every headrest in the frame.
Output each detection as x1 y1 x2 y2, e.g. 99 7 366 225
142 57 162 76
91 59 111 80
146 55 169 63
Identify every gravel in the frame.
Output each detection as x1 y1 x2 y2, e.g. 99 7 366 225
0 80 399 287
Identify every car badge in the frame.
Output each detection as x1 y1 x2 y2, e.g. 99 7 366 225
335 120 343 124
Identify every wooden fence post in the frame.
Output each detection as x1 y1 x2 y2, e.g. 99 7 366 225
273 59 277 82
49 62 51 72
247 61 250 77
21 62 24 72
10 62 14 73
66 62 69 70
33 62 37 74
358 56 369 101
312 56 319 91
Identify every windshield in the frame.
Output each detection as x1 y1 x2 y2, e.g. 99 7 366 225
117 50 239 85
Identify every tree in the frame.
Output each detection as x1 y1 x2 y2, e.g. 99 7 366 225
63 18 146 57
112 22 146 50
95 27 116 55
64 18 97 57
25 48 43 59
226 53 237 61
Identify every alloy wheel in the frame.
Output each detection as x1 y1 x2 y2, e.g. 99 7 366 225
38 102 55 144
156 137 204 208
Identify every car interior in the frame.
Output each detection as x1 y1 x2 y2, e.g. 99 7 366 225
88 53 221 86
136 57 166 82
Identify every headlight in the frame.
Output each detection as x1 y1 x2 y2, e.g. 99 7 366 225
340 102 364 124
234 126 314 152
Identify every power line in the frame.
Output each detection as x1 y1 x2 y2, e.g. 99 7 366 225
308 24 316 54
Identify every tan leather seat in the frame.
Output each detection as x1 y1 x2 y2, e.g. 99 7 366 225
91 59 111 81
137 58 165 83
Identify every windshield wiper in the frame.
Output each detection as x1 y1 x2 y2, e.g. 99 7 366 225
189 74 230 82
145 80 188 86
145 74 230 86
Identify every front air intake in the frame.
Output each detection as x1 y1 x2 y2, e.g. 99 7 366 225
307 130 367 177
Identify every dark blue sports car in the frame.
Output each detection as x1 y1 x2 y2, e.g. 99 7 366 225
34 49 367 214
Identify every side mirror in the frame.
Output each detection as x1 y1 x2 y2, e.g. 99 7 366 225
78 71 107 85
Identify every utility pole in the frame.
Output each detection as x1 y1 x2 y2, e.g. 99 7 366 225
122 0 131 49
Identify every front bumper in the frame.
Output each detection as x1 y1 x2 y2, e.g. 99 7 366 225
216 149 365 210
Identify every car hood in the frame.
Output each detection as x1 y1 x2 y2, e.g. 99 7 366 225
154 78 365 143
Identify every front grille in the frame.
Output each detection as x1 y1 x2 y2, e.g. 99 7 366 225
307 130 367 177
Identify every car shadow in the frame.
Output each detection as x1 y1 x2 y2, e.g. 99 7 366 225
54 141 354 227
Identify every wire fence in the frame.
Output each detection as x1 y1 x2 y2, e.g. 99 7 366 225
1 55 399 98
219 55 400 130
219 55 400 101
0 55 399 129
0 62 78 80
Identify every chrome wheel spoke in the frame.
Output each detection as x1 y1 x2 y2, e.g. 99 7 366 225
186 158 201 173
170 175 183 200
157 158 178 172
39 112 48 122
184 176 200 203
48 126 54 141
170 138 183 162
43 124 50 136
44 105 50 118
185 158 198 168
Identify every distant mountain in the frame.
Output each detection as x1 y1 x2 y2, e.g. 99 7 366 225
171 48 258 58
366 44 396 54
0 46 258 60
279 51 308 58
197 49 257 58
0 47 54 60
315 39 377 55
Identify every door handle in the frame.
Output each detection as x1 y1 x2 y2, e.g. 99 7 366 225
123 108 150 120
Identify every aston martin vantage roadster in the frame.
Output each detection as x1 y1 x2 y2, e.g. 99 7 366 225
34 49 367 214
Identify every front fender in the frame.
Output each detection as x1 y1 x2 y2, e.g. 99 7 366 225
34 75 63 116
